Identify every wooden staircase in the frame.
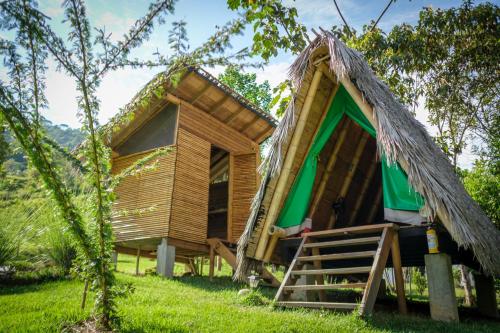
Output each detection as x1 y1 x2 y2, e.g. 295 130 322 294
206 238 281 287
275 223 407 315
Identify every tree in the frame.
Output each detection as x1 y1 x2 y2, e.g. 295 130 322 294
218 66 272 112
227 0 307 61
463 159 499 228
1 0 252 329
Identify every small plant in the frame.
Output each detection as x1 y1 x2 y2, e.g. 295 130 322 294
239 290 268 306
413 268 427 296
46 232 77 275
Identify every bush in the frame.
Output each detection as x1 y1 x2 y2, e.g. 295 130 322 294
239 290 269 306
0 231 17 267
413 268 427 296
45 232 77 275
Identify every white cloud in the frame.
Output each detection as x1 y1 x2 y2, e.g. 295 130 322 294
93 11 136 41
39 0 64 18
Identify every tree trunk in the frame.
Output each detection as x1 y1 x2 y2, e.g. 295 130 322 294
460 265 475 306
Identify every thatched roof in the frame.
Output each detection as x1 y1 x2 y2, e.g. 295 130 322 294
236 31 500 279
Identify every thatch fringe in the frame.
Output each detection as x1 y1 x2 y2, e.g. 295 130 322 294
235 31 500 279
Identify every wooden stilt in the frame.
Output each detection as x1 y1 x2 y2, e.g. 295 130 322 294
209 246 215 280
391 232 407 314
217 255 222 271
327 131 370 229
311 247 327 302
135 247 141 276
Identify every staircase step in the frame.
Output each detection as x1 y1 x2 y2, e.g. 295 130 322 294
303 237 381 249
284 283 366 291
277 301 358 310
304 223 396 238
297 250 376 262
291 266 372 276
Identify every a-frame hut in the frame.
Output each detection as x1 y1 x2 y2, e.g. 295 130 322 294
108 67 277 278
236 32 500 316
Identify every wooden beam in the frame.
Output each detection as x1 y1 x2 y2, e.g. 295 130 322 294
391 232 408 314
312 247 327 302
308 118 349 218
359 228 394 316
227 154 235 243
327 130 370 229
209 95 230 115
366 186 382 224
209 244 215 280
223 106 245 125
166 237 210 253
169 94 259 153
254 69 324 260
253 125 274 143
239 114 260 133
190 83 212 104
347 153 378 227
135 247 141 275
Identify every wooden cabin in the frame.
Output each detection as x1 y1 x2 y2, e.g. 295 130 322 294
236 32 500 318
108 68 277 277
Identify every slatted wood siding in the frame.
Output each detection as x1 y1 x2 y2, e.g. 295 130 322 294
177 103 258 154
230 153 258 242
169 128 211 244
111 148 177 242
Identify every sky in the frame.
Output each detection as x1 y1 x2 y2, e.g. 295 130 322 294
7 0 491 168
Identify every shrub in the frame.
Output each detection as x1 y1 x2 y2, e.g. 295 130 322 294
239 290 268 306
413 268 427 296
0 231 17 267
45 232 77 275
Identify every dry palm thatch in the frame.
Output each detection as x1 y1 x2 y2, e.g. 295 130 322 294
235 31 500 281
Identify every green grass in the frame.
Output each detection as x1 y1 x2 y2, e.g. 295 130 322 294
0 256 498 332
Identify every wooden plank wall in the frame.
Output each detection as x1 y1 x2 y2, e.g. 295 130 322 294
169 128 211 244
177 103 257 154
111 148 177 242
229 153 258 242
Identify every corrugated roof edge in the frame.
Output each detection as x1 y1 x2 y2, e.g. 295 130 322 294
189 67 278 128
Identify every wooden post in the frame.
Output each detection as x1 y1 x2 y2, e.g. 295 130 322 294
307 118 350 219
391 232 407 314
327 131 370 229
209 245 215 280
348 155 378 227
254 69 324 260
367 186 382 224
81 280 89 310
217 255 222 271
359 227 395 316
135 247 141 276
227 154 234 243
311 247 327 302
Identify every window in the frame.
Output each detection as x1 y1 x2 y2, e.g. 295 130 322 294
116 104 178 156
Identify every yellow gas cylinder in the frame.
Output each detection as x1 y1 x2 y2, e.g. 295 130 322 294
426 227 439 254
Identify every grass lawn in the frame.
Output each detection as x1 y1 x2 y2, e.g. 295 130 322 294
0 255 498 333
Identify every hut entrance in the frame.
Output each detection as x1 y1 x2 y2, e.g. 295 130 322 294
307 117 383 231
275 86 425 236
207 145 229 240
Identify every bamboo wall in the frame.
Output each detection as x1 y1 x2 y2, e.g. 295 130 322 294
230 153 258 242
169 128 211 244
246 73 334 257
111 148 177 242
111 100 263 247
